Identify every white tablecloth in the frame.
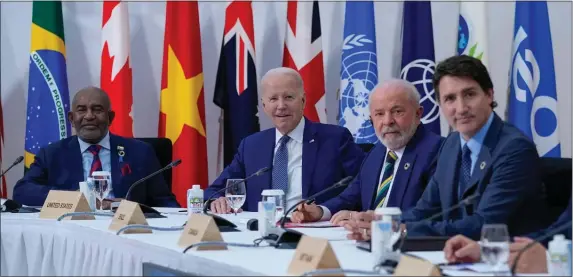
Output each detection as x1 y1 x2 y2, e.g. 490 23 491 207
0 209 549 276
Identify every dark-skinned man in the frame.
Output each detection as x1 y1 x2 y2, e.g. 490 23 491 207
14 86 179 208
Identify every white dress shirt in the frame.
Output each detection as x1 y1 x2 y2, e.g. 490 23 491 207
78 132 114 198
274 118 305 212
320 146 405 220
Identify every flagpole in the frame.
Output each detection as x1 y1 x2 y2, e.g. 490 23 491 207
216 109 224 176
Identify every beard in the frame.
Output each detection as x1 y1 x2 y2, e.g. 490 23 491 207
377 122 419 150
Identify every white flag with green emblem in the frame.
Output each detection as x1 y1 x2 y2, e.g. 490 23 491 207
457 2 488 66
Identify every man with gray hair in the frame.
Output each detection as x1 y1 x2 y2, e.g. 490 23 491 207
205 67 365 213
292 79 444 226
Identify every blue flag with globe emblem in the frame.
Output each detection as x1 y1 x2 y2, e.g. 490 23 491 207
508 1 561 157
338 0 378 144
399 1 441 135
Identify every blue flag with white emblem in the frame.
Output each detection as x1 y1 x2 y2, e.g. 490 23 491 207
508 1 561 157
400 1 441 135
338 0 378 144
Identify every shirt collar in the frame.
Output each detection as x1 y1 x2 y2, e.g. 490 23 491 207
386 146 406 161
79 131 111 153
459 111 494 152
275 117 305 145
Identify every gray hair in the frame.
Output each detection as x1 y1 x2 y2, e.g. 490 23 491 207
261 67 305 94
368 78 421 108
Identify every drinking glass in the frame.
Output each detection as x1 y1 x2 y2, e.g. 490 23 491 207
481 224 510 275
91 171 112 212
225 179 246 215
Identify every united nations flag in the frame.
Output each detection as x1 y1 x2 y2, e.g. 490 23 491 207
25 1 71 170
338 1 378 144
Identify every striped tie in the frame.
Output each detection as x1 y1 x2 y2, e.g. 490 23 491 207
373 151 398 209
88 145 103 177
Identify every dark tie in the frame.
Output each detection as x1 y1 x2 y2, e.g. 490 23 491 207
372 151 398 209
88 145 103 177
458 145 472 199
272 136 290 194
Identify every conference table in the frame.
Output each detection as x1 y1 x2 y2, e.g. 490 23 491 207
0 208 548 276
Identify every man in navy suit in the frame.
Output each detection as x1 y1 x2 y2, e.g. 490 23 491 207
291 79 443 224
205 67 365 213
346 55 548 241
13 87 179 208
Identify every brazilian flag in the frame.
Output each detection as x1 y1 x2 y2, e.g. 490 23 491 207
25 1 71 170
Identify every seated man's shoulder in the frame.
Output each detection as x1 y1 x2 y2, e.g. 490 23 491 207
498 121 537 148
40 136 75 153
314 122 351 137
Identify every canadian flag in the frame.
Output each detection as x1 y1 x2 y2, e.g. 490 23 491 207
101 1 133 137
283 0 326 123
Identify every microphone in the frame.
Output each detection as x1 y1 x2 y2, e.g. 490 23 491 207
202 166 271 231
268 176 354 249
113 159 182 218
0 156 24 178
424 192 481 221
510 221 572 276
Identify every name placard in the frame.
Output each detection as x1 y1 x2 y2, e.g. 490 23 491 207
108 200 151 234
178 214 226 251
39 190 94 220
393 255 441 276
287 236 341 276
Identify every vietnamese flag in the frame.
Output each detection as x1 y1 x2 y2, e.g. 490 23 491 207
158 0 208 207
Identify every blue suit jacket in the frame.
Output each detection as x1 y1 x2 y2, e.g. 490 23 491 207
205 118 365 212
322 125 444 215
528 198 572 247
402 113 548 239
13 134 179 208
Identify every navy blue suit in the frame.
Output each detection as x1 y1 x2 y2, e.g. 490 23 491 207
13 134 179 207
205 118 365 212
322 125 444 214
402 113 548 239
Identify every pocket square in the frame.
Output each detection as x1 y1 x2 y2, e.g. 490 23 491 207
121 163 132 176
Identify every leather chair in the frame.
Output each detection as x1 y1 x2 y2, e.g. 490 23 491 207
540 157 572 225
135 137 173 190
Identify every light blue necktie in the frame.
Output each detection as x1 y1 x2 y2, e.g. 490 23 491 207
272 135 290 194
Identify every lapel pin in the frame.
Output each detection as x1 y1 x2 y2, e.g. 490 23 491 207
404 163 410 170
309 139 315 143
480 161 486 170
117 145 125 163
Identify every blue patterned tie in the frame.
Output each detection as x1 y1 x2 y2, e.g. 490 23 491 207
272 135 290 194
458 145 472 199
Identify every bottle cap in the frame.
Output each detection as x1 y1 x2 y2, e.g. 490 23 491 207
192 185 201 190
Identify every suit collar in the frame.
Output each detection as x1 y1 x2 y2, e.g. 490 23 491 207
385 124 425 207
364 145 387 209
461 113 504 198
302 117 318 198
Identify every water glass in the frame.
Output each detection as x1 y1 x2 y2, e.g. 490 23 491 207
91 171 112 212
225 179 246 215
261 189 286 220
481 224 510 275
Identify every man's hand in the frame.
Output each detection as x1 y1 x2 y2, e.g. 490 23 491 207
330 210 354 225
443 235 481 263
508 237 548 274
343 211 375 241
291 203 323 223
210 197 233 214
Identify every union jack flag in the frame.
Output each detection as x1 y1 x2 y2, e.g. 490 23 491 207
214 1 260 168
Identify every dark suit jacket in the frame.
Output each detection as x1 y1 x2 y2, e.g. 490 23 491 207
13 134 179 207
205 118 365 212
528 198 572 247
322 125 444 215
402 113 548 239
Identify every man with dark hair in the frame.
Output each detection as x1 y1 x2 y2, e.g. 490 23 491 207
344 55 548 240
14 86 179 208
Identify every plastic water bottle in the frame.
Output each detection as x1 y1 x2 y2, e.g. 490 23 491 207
548 234 572 276
187 185 204 215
